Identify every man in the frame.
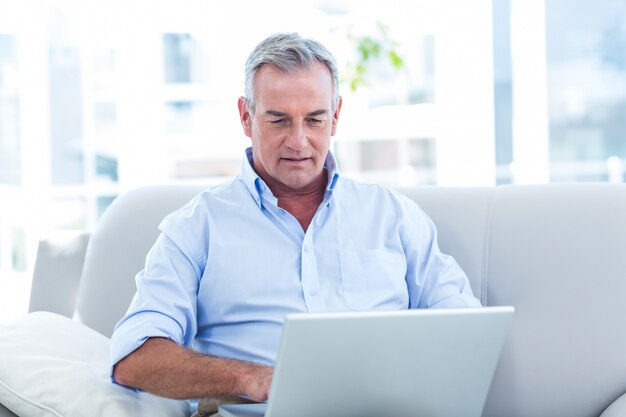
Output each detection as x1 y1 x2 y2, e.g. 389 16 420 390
111 32 480 414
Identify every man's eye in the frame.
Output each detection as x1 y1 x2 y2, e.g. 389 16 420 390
307 119 323 125
269 119 286 125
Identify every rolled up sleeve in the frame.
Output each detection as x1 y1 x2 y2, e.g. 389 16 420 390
110 231 203 379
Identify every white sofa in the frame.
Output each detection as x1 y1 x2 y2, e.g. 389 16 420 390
2 183 626 417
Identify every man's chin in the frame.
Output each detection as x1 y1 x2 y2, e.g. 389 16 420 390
281 179 314 190
275 173 320 191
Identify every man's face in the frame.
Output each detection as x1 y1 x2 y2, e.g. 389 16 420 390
238 62 342 191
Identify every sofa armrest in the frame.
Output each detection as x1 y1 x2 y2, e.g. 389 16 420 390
28 231 90 317
601 393 626 417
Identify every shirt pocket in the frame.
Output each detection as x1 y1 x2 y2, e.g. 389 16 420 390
339 249 408 311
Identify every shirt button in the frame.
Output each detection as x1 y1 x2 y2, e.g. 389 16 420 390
309 290 317 296
304 246 311 254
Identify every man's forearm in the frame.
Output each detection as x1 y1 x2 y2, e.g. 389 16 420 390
113 337 273 401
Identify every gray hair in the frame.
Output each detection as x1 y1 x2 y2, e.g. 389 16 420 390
243 32 340 113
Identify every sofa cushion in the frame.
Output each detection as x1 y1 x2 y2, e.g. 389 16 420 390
0 311 189 417
29 231 90 317
600 393 626 417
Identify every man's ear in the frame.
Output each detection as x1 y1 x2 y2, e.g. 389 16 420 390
331 96 343 136
238 97 253 138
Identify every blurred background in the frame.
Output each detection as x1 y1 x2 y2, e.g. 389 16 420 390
1 0 625 320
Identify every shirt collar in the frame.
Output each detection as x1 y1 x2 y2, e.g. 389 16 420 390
240 147 340 208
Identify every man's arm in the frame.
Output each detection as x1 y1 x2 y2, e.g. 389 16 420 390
401 198 481 308
113 337 273 402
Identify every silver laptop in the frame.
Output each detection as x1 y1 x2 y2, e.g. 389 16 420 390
219 306 514 417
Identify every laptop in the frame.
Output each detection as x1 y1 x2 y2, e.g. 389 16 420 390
219 306 514 417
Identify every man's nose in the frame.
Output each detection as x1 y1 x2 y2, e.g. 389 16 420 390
285 124 307 150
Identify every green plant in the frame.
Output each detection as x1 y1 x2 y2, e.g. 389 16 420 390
342 22 406 92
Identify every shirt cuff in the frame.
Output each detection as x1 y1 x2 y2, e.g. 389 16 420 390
109 310 184 386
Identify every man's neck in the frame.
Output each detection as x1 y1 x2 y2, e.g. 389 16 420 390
262 171 328 232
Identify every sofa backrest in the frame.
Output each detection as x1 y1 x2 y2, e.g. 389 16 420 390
73 183 626 417
480 184 626 417
74 185 205 337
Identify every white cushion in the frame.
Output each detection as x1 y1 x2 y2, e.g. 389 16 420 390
0 311 190 417
600 393 626 417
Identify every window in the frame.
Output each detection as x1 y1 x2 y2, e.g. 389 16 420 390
163 33 205 84
0 35 20 186
3 0 624 320
545 0 626 182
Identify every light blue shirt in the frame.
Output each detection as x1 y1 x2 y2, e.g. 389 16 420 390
111 147 480 372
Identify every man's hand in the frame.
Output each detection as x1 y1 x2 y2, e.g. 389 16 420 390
242 365 274 402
